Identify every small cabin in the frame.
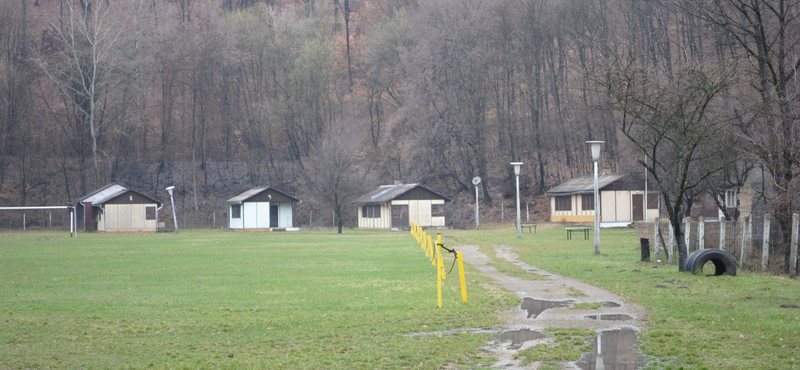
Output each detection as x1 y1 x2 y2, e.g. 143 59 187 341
546 173 658 227
226 187 300 230
354 183 449 230
76 184 162 232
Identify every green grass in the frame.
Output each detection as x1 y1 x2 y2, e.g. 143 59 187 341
3 226 799 369
444 225 800 370
515 327 594 365
0 230 515 369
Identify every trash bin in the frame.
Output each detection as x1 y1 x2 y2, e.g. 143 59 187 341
640 238 650 262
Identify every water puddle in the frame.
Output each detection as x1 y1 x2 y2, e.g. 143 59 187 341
576 328 646 370
585 313 633 321
602 301 622 308
497 328 545 349
521 298 572 319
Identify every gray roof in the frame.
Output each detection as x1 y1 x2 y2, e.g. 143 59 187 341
226 187 270 203
354 183 420 204
354 183 450 204
225 187 300 204
545 173 627 196
77 184 128 204
77 183 161 206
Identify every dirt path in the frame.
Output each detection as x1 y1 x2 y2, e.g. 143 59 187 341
457 244 647 369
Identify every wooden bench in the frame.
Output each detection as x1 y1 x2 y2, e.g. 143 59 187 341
517 222 538 233
565 226 592 240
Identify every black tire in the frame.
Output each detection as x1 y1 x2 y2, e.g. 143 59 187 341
685 249 738 276
683 249 702 272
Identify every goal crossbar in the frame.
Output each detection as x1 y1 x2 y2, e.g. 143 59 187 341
0 206 75 236
0 206 73 210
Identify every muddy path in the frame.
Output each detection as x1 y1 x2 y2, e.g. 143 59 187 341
457 244 648 370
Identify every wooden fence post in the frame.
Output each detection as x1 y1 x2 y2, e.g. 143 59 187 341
685 217 692 253
719 219 726 252
653 217 660 261
739 216 750 268
668 223 674 264
762 214 771 272
698 216 705 250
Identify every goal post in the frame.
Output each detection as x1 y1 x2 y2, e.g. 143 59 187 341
0 206 76 236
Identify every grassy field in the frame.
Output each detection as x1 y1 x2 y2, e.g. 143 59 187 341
0 230 513 369
444 224 800 370
1 226 798 369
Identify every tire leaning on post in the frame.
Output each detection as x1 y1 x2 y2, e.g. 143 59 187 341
684 249 738 276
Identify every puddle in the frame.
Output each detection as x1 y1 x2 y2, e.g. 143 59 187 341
497 328 545 349
602 301 622 308
576 328 646 370
585 314 633 321
521 298 572 319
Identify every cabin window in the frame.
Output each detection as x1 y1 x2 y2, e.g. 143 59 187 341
431 204 445 217
145 206 156 220
231 204 241 219
724 190 738 208
362 205 381 218
581 194 594 211
555 196 572 211
647 193 659 209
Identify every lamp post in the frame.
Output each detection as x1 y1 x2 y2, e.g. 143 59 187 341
511 162 523 238
472 177 481 230
166 186 178 233
586 141 604 254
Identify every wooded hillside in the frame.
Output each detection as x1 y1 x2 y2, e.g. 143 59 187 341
1 0 799 231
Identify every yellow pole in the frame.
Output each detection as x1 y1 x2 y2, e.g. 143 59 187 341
429 235 436 265
437 245 443 308
437 240 446 280
457 251 467 303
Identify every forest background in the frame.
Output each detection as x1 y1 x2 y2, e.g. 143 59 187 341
1 0 799 234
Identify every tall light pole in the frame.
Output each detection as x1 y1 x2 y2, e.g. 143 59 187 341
472 177 481 230
511 162 523 238
166 186 178 233
586 141 604 254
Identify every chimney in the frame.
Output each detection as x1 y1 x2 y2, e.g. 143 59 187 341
394 180 403 185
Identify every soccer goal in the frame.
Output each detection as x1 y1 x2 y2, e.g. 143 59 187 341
0 206 76 236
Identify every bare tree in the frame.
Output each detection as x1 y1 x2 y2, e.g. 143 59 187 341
685 0 800 271
604 61 740 270
302 128 370 233
37 0 127 193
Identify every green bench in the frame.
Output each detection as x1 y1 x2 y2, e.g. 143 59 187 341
517 222 538 233
565 226 592 240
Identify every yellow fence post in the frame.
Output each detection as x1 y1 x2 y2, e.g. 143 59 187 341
428 235 435 265
437 246 446 280
457 251 467 303
424 230 430 258
437 243 443 308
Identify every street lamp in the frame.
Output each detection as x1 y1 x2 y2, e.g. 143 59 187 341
472 177 481 230
166 186 178 233
511 162 523 238
586 141 604 254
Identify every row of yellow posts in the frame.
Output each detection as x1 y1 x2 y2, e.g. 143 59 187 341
410 222 467 308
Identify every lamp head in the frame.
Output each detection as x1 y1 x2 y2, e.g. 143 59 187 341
166 186 175 196
586 141 605 161
510 162 523 176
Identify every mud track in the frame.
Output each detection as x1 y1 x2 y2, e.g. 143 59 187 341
456 244 647 369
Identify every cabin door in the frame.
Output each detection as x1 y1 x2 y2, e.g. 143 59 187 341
632 194 644 221
391 205 409 229
270 204 279 228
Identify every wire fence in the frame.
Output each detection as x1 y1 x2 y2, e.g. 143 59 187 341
638 211 799 275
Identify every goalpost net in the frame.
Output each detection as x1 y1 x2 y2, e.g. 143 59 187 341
0 206 76 236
